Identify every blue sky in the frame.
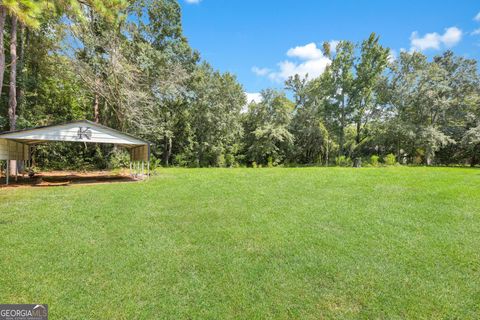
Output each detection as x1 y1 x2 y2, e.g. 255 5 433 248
179 0 480 101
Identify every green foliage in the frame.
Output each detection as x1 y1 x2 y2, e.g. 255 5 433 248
108 148 130 169
335 155 352 167
370 155 380 166
267 156 273 168
1 4 479 169
384 153 396 166
243 89 294 166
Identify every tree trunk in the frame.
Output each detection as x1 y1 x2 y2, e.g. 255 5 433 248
163 136 172 166
8 15 17 131
7 15 18 178
93 91 100 123
425 153 432 166
355 121 361 145
471 145 479 167
339 119 345 157
325 139 329 166
16 22 25 109
339 95 346 156
0 6 5 100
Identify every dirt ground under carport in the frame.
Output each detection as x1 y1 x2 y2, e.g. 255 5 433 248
0 170 140 188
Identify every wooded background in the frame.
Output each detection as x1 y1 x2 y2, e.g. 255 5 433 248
0 0 479 169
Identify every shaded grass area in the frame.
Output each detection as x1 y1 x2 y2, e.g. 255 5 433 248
0 167 479 319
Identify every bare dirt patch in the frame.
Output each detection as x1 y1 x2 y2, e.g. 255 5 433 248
0 170 140 188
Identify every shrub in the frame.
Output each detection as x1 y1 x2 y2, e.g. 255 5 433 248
150 155 162 171
174 154 189 167
335 156 352 167
384 153 397 166
267 156 274 168
217 154 226 167
370 155 380 167
252 161 258 168
109 149 130 169
225 154 235 167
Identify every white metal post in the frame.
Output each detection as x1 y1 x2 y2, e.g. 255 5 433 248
147 143 151 179
6 158 9 185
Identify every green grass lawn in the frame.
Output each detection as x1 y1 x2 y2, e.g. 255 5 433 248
1 167 479 319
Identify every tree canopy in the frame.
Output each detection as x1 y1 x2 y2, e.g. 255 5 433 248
0 1 479 168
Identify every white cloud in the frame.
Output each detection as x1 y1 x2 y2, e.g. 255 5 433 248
410 27 462 51
251 66 270 76
471 28 480 35
245 92 262 104
474 12 480 21
441 27 462 46
269 56 331 82
329 40 340 53
243 92 262 112
253 42 331 83
287 42 324 60
388 49 397 63
185 0 201 3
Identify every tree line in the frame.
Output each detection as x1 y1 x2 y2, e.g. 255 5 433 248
0 0 479 169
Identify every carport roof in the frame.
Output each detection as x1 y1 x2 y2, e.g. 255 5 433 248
0 120 149 147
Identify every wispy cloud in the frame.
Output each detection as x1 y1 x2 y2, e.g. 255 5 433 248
472 28 480 35
251 67 271 76
253 42 331 83
185 0 201 4
410 27 462 51
474 12 480 21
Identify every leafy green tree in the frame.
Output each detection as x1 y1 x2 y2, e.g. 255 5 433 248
286 75 330 164
188 63 245 167
462 125 480 166
243 90 294 165
351 33 389 154
321 40 355 157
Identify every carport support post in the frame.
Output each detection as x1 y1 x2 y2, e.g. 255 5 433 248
6 158 9 185
147 143 150 179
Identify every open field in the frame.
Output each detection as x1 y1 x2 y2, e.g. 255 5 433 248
0 167 479 319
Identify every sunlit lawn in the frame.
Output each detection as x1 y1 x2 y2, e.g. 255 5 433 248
1 167 479 319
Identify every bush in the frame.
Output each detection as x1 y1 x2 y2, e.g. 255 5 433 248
370 155 380 167
335 156 352 167
108 149 130 169
225 154 235 167
217 154 226 167
267 156 274 168
384 153 397 166
252 161 258 168
150 155 162 171
174 154 189 167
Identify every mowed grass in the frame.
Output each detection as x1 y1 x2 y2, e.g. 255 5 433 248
0 167 479 319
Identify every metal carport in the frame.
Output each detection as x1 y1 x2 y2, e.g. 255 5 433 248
0 120 150 185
